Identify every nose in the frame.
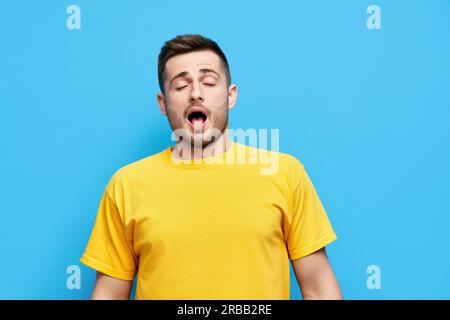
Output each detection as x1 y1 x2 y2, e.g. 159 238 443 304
189 81 204 103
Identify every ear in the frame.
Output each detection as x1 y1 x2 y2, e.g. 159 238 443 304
227 84 238 110
157 92 167 116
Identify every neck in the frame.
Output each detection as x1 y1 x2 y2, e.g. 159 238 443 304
171 129 230 160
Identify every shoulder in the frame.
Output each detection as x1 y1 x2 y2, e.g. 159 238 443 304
242 142 306 191
104 147 168 197
277 151 306 190
279 151 305 172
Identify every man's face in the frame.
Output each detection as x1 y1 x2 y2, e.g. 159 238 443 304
157 50 237 148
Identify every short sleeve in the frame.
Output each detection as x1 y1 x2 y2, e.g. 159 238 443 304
284 165 337 260
80 188 138 280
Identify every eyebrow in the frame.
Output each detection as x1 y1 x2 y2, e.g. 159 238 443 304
169 68 220 86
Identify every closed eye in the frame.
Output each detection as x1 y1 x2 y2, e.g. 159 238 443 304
176 83 214 91
176 85 187 91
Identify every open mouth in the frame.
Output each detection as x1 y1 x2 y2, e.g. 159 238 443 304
187 109 208 127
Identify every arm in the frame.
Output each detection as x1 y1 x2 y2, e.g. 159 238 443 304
91 271 134 300
292 247 343 300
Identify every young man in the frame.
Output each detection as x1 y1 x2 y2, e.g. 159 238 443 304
80 34 343 300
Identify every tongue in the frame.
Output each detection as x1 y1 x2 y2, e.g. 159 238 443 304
191 117 204 126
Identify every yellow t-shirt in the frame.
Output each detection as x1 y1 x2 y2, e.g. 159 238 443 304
80 141 337 299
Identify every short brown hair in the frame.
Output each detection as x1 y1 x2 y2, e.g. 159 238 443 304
158 34 231 94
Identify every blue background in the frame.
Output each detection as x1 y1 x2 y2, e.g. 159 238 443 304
1 0 449 299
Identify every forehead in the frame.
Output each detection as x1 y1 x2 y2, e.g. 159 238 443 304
165 50 223 78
